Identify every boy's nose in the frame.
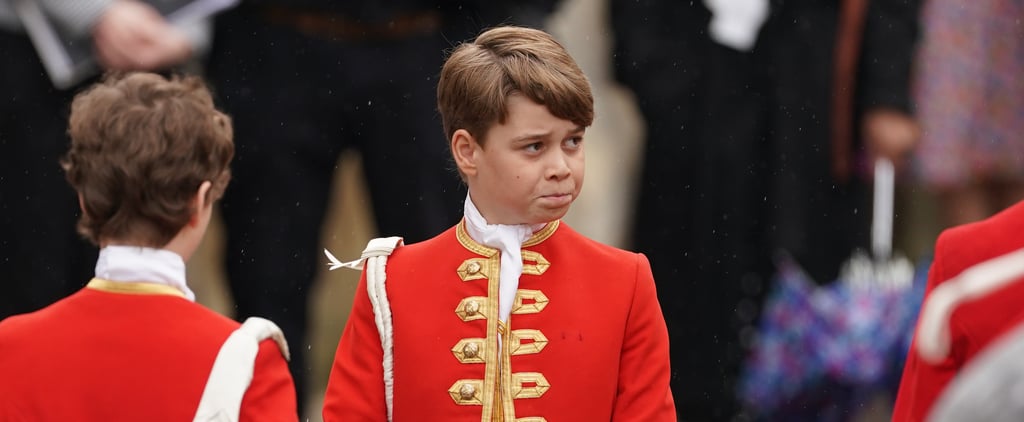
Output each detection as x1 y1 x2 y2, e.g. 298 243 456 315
546 153 572 180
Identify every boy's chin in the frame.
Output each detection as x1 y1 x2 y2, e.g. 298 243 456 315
526 208 570 225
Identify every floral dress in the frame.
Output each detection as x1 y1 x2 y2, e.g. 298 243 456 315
912 0 1024 189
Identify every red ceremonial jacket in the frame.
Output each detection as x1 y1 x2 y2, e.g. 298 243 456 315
893 200 1024 421
0 280 297 421
323 220 675 421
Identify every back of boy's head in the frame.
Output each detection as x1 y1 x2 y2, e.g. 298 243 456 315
62 72 234 247
437 26 594 145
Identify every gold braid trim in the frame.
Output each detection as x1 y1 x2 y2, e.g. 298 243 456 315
86 278 186 298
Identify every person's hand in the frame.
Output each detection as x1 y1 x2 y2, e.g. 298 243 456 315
862 108 920 171
92 0 192 71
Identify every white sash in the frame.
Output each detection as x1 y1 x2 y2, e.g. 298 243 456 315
193 317 291 422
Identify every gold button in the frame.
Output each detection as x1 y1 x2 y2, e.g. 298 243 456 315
459 383 476 400
464 300 481 316
463 342 480 358
466 261 482 275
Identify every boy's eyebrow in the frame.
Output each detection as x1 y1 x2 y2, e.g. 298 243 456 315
512 131 551 143
511 126 586 143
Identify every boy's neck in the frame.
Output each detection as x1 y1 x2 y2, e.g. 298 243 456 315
463 195 548 231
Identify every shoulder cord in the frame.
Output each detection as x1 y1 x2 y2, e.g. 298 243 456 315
193 317 291 422
326 236 404 421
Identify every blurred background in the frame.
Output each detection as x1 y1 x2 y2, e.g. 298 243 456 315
6 0 1021 420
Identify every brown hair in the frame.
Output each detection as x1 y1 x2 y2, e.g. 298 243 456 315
62 72 234 247
437 26 594 145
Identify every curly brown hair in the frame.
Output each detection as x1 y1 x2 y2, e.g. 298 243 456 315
62 72 234 247
437 26 594 147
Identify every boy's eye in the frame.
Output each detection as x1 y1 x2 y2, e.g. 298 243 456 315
525 142 543 152
565 137 583 148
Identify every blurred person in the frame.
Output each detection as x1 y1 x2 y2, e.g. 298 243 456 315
911 0 1024 228
747 0 920 416
204 0 559 410
612 0 919 419
0 0 208 320
756 0 920 289
323 26 674 420
0 72 296 421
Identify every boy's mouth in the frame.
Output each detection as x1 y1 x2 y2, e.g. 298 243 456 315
539 193 573 207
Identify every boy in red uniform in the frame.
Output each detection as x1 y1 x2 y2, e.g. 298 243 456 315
0 72 297 421
323 26 675 421
893 200 1024 421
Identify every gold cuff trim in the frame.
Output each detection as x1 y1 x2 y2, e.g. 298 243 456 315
516 418 547 422
456 219 560 256
520 250 550 275
455 296 488 322
511 290 549 314
511 372 550 399
451 338 486 363
86 278 186 298
509 329 548 356
448 379 484 405
457 257 498 281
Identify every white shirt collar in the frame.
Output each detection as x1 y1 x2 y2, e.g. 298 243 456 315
463 195 546 322
94 245 195 301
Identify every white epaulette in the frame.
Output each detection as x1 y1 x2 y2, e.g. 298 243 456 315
325 236 404 422
916 248 1024 363
193 317 291 422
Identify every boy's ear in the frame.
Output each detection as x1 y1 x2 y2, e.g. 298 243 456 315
189 181 213 227
451 129 480 177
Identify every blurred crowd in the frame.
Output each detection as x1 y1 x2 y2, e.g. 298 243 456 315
1 0 1022 421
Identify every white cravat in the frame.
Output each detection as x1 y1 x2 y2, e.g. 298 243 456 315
94 245 195 301
463 196 545 322
704 0 769 51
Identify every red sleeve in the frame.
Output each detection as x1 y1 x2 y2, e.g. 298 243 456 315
239 338 299 422
892 234 965 421
322 270 387 422
611 253 676 421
